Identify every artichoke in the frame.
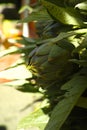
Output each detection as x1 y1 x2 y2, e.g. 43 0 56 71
28 39 76 88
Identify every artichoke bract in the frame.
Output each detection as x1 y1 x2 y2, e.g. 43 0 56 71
28 40 75 88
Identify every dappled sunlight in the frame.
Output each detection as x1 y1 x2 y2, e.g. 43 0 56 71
0 0 87 130
0 1 42 130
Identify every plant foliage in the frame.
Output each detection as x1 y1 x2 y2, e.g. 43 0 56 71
13 0 87 130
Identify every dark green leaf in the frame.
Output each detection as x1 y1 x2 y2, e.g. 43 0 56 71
16 83 39 93
45 72 87 130
70 59 87 67
19 9 52 23
76 97 87 109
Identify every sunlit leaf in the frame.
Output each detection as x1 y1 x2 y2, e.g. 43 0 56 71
40 0 85 7
36 31 76 46
19 5 33 13
73 34 87 53
17 108 50 130
75 1 87 10
41 0 85 26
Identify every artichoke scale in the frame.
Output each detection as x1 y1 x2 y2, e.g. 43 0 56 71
41 70 61 81
57 39 75 52
28 47 38 59
50 52 71 66
31 55 47 66
36 42 53 56
48 44 69 62
29 55 38 65
36 77 52 87
40 61 58 72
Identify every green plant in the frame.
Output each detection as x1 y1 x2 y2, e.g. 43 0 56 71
7 0 87 130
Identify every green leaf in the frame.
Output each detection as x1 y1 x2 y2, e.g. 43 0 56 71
37 31 75 47
41 0 84 26
17 108 49 130
76 97 87 109
19 5 33 13
16 82 39 93
38 29 87 46
70 59 87 67
45 72 87 130
48 31 76 44
40 0 85 7
65 0 87 7
73 34 87 53
16 37 36 46
19 9 52 23
75 1 87 11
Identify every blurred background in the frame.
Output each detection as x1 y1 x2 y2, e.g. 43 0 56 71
0 0 42 130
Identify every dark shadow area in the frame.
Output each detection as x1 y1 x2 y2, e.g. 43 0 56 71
61 106 87 130
0 0 21 20
0 126 7 130
0 0 21 10
1 8 20 20
16 82 39 93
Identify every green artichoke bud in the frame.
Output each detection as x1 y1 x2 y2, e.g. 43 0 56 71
28 40 75 88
